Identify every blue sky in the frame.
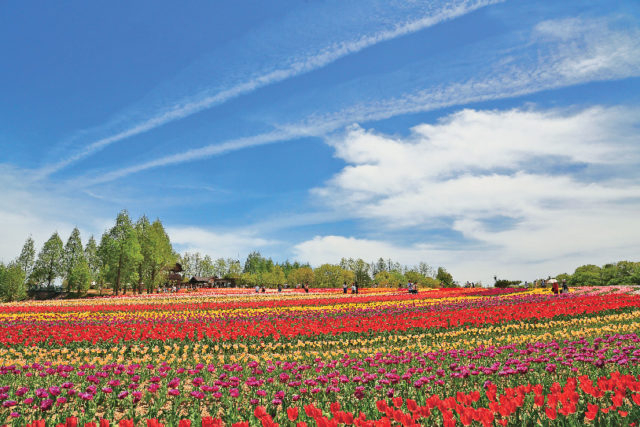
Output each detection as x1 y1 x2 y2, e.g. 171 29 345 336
1 0 639 284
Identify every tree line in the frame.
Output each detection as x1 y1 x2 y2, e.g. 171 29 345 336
556 261 640 287
0 210 175 301
180 250 454 289
494 260 640 288
0 210 455 301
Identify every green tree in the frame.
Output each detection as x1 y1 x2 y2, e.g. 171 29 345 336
341 269 355 286
135 215 152 294
63 227 85 291
68 258 91 294
340 257 371 286
32 232 64 287
569 264 602 286
0 262 27 302
314 264 344 288
405 270 428 288
418 262 435 278
16 236 36 282
99 210 142 295
288 267 315 287
225 259 242 279
145 220 175 293
213 258 227 277
243 251 273 274
201 255 214 277
263 265 286 286
374 270 406 288
436 267 455 287
84 236 101 285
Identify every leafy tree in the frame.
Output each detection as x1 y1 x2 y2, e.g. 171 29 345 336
405 270 429 287
99 210 142 295
0 262 27 302
201 255 215 277
63 227 85 291
374 270 405 288
314 264 344 288
371 258 387 276
288 267 315 286
225 259 242 279
213 258 227 277
341 269 355 285
263 265 286 286
84 236 101 285
340 257 371 286
145 220 175 293
418 262 435 278
569 264 602 286
16 236 36 282
243 251 274 274
135 215 152 294
32 232 64 287
436 267 455 287
494 278 521 288
68 258 91 294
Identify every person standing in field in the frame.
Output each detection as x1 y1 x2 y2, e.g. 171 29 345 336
552 281 559 295
343 281 348 294
562 279 568 293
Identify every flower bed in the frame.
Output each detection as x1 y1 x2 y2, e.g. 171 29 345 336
1 286 640 425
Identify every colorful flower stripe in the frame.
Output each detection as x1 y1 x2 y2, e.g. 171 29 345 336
2 286 640 425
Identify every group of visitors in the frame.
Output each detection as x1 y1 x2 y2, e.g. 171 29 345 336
551 279 569 295
342 282 359 294
407 281 418 294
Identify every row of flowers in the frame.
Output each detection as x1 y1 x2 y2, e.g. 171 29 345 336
14 370 640 426
2 286 640 425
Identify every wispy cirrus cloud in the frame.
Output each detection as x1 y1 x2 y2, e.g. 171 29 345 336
76 15 640 186
37 0 500 178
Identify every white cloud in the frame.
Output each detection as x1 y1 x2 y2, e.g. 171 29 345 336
307 106 640 283
166 226 278 260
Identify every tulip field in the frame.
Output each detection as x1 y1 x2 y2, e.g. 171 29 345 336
2 286 640 426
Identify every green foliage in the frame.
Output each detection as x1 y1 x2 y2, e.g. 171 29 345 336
494 279 522 288
68 258 91 294
262 265 286 286
374 270 405 288
569 264 602 286
314 264 345 288
288 267 315 286
16 236 36 282
213 258 227 277
340 257 372 286
0 262 27 302
436 267 455 287
99 210 142 295
84 236 101 284
225 259 243 279
32 232 64 286
243 251 274 274
63 227 85 291
136 217 175 293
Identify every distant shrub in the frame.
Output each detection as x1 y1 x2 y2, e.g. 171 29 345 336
494 279 521 288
